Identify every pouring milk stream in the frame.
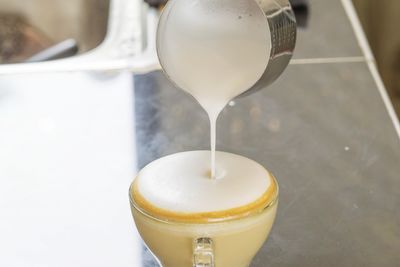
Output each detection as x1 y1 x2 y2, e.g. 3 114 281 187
130 1 296 265
157 0 270 178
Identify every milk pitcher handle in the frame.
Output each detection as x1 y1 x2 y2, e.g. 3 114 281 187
193 237 214 267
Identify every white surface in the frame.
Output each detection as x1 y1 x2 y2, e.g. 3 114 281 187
0 72 142 266
137 151 271 213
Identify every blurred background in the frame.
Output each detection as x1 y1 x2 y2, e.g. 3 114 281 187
352 0 400 115
0 0 109 63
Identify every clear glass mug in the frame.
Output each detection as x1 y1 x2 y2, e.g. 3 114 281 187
129 176 278 267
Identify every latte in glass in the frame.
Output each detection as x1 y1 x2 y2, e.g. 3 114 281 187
130 151 278 267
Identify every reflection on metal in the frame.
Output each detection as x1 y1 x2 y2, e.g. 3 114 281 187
0 0 160 75
0 0 108 63
243 0 297 96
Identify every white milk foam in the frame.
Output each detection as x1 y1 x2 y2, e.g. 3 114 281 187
136 151 272 213
158 0 270 178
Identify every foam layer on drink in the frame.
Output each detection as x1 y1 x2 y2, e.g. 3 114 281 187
132 151 277 222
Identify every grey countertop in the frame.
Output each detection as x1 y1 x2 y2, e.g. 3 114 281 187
293 0 363 59
134 0 400 266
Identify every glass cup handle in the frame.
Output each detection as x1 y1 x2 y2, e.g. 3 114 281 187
193 237 214 267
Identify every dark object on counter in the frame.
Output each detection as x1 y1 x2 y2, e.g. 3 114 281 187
289 0 309 28
26 39 79 63
144 0 167 8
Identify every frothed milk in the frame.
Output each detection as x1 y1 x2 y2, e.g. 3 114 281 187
158 0 270 177
132 151 276 221
130 151 278 267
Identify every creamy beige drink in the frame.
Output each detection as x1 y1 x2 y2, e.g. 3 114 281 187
130 151 278 267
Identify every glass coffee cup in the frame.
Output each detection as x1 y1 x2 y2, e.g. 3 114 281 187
129 153 278 267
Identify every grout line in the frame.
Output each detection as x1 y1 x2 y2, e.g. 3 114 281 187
341 0 400 141
341 0 375 62
290 57 367 65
